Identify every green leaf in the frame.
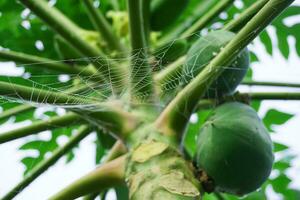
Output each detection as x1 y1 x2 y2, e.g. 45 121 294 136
259 30 273 55
274 142 289 152
19 125 77 175
271 174 291 193
263 109 293 132
115 185 129 200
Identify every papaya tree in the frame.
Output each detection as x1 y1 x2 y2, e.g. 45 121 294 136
0 0 300 199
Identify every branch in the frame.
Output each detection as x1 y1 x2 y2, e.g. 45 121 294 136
1 125 92 200
241 80 300 88
157 0 220 46
0 83 96 122
82 0 126 53
154 56 186 91
195 91 300 111
127 0 154 102
104 140 127 162
223 0 269 32
0 112 82 144
180 0 234 39
156 0 295 138
0 81 140 137
0 50 98 78
19 0 127 92
49 155 126 200
82 140 127 200
0 104 32 121
245 91 300 100
0 81 94 105
141 0 151 46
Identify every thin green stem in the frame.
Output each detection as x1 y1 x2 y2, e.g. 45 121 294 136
180 0 234 39
158 0 219 46
241 80 300 88
0 81 94 105
156 0 295 138
0 125 91 200
49 156 126 200
245 91 300 100
82 140 127 200
18 0 100 59
0 50 97 78
104 140 127 162
223 0 269 32
0 104 32 121
0 112 82 144
0 83 97 122
82 193 99 200
141 0 151 46
0 81 140 136
154 1 269 86
195 91 300 111
127 0 154 102
82 0 126 53
19 0 127 92
154 56 186 89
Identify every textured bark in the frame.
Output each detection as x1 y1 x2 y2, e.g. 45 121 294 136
125 139 201 200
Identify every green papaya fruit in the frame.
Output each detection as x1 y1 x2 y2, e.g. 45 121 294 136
154 39 188 65
194 102 274 196
150 0 189 31
184 30 250 97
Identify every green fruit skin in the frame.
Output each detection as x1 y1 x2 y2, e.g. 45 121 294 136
194 102 274 195
151 0 189 31
154 39 188 65
184 30 250 97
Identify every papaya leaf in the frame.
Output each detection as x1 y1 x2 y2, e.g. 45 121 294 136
115 185 129 200
263 109 294 132
274 142 289 153
19 125 77 175
271 173 292 193
222 1 300 59
95 130 116 164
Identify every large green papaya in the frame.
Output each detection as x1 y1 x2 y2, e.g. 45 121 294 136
183 30 250 97
151 0 189 31
194 102 274 196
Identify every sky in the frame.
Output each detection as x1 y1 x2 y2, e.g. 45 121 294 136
0 2 300 200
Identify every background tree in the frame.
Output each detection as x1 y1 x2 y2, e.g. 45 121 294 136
0 0 299 200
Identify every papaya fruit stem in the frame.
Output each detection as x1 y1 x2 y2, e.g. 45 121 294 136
155 0 295 138
1 125 92 200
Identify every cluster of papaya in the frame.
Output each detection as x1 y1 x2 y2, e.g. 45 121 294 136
150 0 275 196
